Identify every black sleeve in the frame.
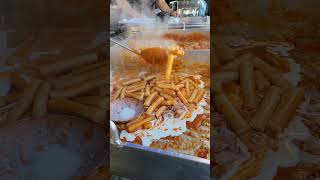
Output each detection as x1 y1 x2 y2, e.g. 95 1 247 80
206 0 210 16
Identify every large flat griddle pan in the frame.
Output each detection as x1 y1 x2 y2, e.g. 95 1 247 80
110 31 210 180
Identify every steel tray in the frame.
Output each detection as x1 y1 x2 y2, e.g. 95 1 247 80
110 143 209 180
110 38 210 180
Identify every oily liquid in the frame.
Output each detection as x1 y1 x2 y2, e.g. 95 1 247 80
140 46 184 78
140 47 168 66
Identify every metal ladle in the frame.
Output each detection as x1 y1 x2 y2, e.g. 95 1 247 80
110 97 145 147
110 38 169 66
110 38 140 56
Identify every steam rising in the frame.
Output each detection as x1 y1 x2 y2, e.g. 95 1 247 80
127 31 178 51
112 0 156 20
111 0 179 48
110 0 182 71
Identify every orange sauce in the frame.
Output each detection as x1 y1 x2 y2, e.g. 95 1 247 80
161 136 180 141
140 47 168 66
132 136 142 145
196 148 208 158
162 32 208 42
162 32 209 49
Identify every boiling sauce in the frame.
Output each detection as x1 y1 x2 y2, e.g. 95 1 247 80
140 47 168 66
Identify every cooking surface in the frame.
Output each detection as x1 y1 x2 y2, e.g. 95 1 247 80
111 68 210 157
110 29 210 179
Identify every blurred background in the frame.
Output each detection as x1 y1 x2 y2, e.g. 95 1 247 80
0 0 106 52
0 1 108 179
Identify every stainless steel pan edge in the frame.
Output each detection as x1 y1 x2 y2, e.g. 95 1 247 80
110 142 210 180
133 27 210 35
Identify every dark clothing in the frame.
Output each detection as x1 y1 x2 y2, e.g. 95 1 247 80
165 0 175 5
205 0 210 16
165 0 176 11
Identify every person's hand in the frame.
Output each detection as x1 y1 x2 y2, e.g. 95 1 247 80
170 11 178 16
